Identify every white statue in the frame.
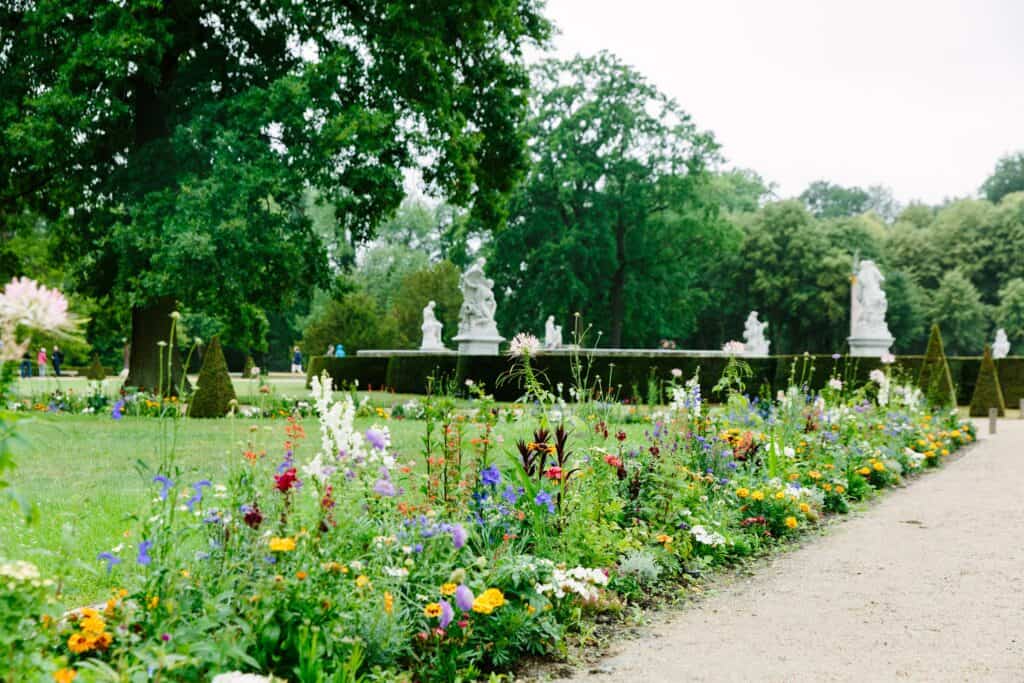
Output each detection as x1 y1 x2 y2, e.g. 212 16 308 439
453 258 504 354
544 315 562 349
848 259 894 357
420 301 444 351
993 328 1010 359
742 311 770 356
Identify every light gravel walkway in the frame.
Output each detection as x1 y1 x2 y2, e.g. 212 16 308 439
557 420 1024 683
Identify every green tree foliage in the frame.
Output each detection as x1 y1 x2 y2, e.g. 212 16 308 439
883 270 927 354
799 181 871 218
969 345 1006 417
919 324 956 408
391 262 462 348
189 336 237 418
488 52 722 347
706 169 775 213
981 151 1024 204
0 1 549 392
997 278 1024 348
301 291 399 357
85 354 107 381
925 270 988 355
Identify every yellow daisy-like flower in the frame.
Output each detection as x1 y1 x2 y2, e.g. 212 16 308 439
857 466 871 476
355 575 370 588
424 602 443 618
799 502 810 513
750 490 765 501
807 470 821 480
268 537 296 552
784 516 798 529
774 491 785 500
834 485 845 494
440 582 458 596
472 588 506 615
147 596 159 610
735 487 750 499
384 591 394 615
53 669 77 683
79 615 105 635
67 633 91 654
655 533 673 545
872 461 885 472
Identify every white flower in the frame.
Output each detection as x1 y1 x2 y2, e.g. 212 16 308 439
465 379 474 387
211 673 280 683
250 366 260 377
880 352 896 364
869 369 886 385
670 368 682 378
0 277 75 335
169 311 181 320
508 332 541 357
0 560 41 581
384 567 409 578
827 378 843 391
722 340 745 355
690 525 726 547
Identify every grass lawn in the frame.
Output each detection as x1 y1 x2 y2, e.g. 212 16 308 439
0 411 652 604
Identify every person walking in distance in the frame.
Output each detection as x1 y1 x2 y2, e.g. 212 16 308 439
291 346 303 374
37 346 48 378
20 350 32 378
52 345 64 377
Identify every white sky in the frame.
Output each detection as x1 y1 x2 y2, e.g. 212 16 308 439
534 0 1024 204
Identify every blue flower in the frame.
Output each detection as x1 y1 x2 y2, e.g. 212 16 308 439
451 523 468 549
185 480 212 512
534 490 555 513
481 465 501 487
98 552 121 573
501 485 522 504
111 399 125 420
137 540 153 566
153 475 174 501
365 428 387 450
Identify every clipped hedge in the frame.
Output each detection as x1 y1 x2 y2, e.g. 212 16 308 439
308 352 1024 406
969 346 1006 417
189 336 237 418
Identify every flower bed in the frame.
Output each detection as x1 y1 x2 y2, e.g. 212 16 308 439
1 360 975 682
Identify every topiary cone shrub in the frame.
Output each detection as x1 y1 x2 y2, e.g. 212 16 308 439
85 353 106 380
919 324 956 409
969 345 1006 417
189 336 237 418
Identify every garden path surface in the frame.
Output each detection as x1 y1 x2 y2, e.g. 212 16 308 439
555 419 1024 683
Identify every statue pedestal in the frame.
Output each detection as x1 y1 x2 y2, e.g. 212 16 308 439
848 335 894 358
453 334 504 356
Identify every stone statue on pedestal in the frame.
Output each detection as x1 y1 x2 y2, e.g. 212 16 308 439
420 301 444 351
742 311 770 356
453 258 504 355
848 259 894 357
993 328 1011 359
544 315 562 349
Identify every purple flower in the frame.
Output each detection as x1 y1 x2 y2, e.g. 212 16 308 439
137 540 153 566
534 490 555 513
185 480 212 512
111 399 125 420
98 552 121 573
365 428 387 450
501 485 522 504
373 477 396 497
831 353 841 360
455 585 474 611
481 464 502 486
450 523 468 550
161 633 171 642
153 475 173 500
439 599 454 629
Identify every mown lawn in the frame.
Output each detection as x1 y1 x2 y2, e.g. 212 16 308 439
0 411 652 604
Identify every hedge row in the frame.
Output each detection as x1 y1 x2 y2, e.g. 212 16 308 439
306 353 1024 406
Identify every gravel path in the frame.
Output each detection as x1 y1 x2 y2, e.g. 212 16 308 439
557 420 1024 683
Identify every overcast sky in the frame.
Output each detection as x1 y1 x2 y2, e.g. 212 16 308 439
534 0 1024 205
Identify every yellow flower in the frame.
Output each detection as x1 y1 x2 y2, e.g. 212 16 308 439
799 502 810 513
424 602 443 617
269 537 296 552
655 533 673 545
822 483 833 492
147 596 159 610
79 615 105 635
296 570 308 581
784 516 798 529
774 491 785 500
834 485 845 494
440 582 458 596
941 449 949 456
807 470 821 480
384 591 394 615
788 472 800 481
53 669 77 683
355 575 370 588
951 429 961 438
68 633 91 654
735 487 749 499
472 588 506 615
857 466 871 476
751 490 765 501
872 461 885 472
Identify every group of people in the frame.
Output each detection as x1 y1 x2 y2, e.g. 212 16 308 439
286 344 345 375
19 345 64 378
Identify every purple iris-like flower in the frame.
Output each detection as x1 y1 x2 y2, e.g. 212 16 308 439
111 399 125 420
439 599 454 629
455 585 474 611
413 543 424 553
185 480 212 512
98 552 121 573
365 428 387 450
481 465 501 486
450 523 468 550
137 539 153 566
153 475 173 500
373 477 396 497
501 485 522 504
535 490 555 513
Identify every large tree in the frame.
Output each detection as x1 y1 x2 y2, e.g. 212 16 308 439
1 0 549 390
981 151 1024 204
488 52 722 347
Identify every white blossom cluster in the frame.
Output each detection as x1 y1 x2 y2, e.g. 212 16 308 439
870 369 891 406
0 559 40 581
690 525 726 547
535 566 609 602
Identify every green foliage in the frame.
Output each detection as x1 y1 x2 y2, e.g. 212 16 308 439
997 278 1024 348
969 346 1006 417
981 151 1024 204
799 180 871 218
391 261 463 347
488 52 723 347
919 325 956 408
301 291 400 357
84 354 107 381
925 270 988 355
188 337 237 418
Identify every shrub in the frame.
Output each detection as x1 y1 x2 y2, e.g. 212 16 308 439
301 291 401 356
84 353 107 380
918 324 956 408
969 345 1006 417
188 336 237 418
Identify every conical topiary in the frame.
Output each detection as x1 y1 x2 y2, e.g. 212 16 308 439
969 345 1006 417
85 353 106 380
242 354 255 379
188 336 236 418
918 324 956 408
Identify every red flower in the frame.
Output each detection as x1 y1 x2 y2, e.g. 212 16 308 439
275 467 298 493
243 504 263 529
616 430 627 442
544 466 563 481
604 454 623 468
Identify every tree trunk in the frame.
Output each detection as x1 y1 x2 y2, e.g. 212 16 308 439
608 224 627 347
125 296 188 395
